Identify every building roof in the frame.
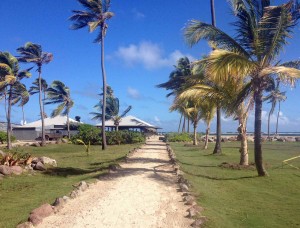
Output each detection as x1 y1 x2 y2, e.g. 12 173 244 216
96 115 161 129
13 115 77 129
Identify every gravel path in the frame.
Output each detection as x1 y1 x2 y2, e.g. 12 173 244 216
37 136 191 228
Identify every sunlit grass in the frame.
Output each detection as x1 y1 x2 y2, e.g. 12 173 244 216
171 141 300 228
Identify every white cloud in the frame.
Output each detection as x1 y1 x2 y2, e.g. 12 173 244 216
261 110 290 125
132 9 145 19
114 41 195 69
127 87 141 99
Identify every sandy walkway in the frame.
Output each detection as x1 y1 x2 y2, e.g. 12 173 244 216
37 136 191 228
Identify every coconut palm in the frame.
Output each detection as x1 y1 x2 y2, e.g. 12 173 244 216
157 57 192 132
0 52 31 149
184 0 300 176
44 80 74 139
263 80 287 139
91 96 132 131
70 0 114 150
11 83 30 125
17 42 53 146
29 78 48 117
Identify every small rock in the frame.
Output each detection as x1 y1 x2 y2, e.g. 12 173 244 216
31 142 41 147
109 164 121 171
70 190 79 198
295 137 300 142
180 183 189 192
187 205 204 218
183 195 195 205
191 217 208 227
34 162 46 171
77 181 89 192
40 156 57 167
63 196 70 201
52 197 65 212
16 221 34 228
0 165 13 175
10 166 23 175
29 204 53 226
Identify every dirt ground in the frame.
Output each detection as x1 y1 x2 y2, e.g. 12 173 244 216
37 136 192 228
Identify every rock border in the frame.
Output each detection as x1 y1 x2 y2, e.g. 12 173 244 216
166 144 207 228
16 146 140 227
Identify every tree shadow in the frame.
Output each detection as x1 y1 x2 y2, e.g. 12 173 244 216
43 167 101 177
178 161 218 168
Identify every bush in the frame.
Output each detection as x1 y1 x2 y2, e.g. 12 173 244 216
165 133 193 142
0 131 16 144
71 124 101 145
106 130 145 145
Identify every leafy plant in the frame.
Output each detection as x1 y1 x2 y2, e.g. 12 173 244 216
76 139 90 156
71 124 101 145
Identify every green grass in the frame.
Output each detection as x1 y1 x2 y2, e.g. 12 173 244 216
171 141 300 228
0 143 139 228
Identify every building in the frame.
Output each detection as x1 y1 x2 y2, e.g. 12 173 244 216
12 116 78 140
96 115 161 133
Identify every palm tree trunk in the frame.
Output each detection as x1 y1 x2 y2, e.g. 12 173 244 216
182 117 186 133
213 105 222 154
267 110 271 141
6 86 12 150
187 118 190 133
238 117 248 165
193 122 198 145
275 101 281 135
38 67 46 146
254 90 267 176
67 112 70 139
204 123 210 150
210 0 216 26
101 27 107 150
178 114 183 133
22 105 25 125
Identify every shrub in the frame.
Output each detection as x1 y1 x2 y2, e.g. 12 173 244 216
0 131 16 144
106 130 145 145
165 133 193 142
71 124 101 145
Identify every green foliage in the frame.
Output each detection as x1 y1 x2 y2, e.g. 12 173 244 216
76 139 90 155
0 131 16 144
71 124 101 145
106 130 145 145
165 133 193 142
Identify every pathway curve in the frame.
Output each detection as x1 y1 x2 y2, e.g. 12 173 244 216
38 136 191 228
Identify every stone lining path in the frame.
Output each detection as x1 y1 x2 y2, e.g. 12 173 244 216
37 136 191 228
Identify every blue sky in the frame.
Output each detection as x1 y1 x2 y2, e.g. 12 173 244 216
1 0 300 133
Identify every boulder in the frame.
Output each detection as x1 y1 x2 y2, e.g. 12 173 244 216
62 138 69 143
277 138 285 142
10 166 23 175
0 165 13 175
34 162 46 171
29 203 53 226
52 197 65 212
221 137 228 142
179 183 189 192
187 205 204 218
31 142 41 147
40 156 57 167
295 137 300 142
183 195 195 205
285 137 296 142
191 217 208 227
70 190 80 199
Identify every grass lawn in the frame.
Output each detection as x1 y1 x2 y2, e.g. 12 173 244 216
171 141 300 228
0 143 139 228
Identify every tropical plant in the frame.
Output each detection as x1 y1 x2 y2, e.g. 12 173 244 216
91 95 132 131
157 57 192 133
184 0 300 176
28 78 48 117
71 124 101 145
263 80 287 139
0 52 31 149
17 42 53 146
70 0 114 150
44 80 74 138
11 82 30 125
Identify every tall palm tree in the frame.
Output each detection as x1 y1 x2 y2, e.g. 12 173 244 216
17 42 53 146
91 96 132 131
11 83 30 125
44 80 74 139
184 0 300 176
157 57 192 132
263 80 287 139
70 0 114 150
0 52 31 149
29 78 48 118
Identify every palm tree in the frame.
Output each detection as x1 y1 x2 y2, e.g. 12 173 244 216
11 83 30 125
184 1 300 176
0 52 31 149
29 78 48 117
263 80 287 139
91 96 132 131
70 0 114 150
17 42 53 146
157 57 192 132
44 80 74 139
